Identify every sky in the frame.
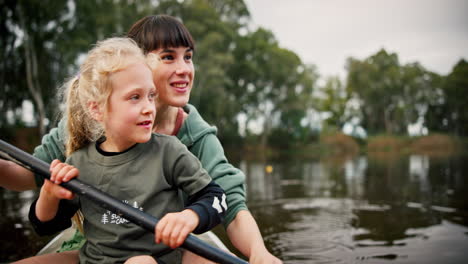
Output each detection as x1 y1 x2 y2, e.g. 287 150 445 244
244 0 468 78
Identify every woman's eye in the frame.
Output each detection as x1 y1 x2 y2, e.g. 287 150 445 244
161 55 174 61
184 54 193 61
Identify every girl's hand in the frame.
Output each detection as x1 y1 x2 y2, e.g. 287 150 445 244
42 159 79 200
155 209 199 248
36 160 79 222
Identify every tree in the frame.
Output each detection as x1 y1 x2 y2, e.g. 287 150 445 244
346 49 403 134
426 59 468 136
345 49 438 135
228 28 318 147
0 0 149 138
318 76 348 129
1 0 71 136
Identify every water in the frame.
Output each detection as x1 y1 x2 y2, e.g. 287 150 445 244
1 153 468 263
237 153 468 263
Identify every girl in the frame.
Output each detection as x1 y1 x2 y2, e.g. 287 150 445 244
28 37 226 264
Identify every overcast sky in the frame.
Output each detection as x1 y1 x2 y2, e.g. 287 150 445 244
245 0 468 78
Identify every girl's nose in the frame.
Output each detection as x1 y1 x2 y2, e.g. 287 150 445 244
142 100 155 115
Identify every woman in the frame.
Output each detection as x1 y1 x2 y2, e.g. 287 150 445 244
5 15 281 264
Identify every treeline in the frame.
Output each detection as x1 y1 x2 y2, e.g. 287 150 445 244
1 0 467 150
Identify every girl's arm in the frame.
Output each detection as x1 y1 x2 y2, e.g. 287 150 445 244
185 181 226 233
190 134 247 228
155 139 226 249
29 160 79 236
155 181 226 249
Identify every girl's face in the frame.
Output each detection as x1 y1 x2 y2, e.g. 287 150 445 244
150 46 194 107
100 62 156 152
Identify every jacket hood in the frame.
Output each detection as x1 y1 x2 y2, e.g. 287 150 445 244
177 104 217 147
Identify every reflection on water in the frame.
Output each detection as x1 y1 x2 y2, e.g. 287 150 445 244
241 153 468 263
1 153 468 263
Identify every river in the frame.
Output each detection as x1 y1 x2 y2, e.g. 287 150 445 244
1 152 468 263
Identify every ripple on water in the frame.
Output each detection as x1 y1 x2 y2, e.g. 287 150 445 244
272 198 357 263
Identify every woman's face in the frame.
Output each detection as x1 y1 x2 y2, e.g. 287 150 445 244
150 46 194 107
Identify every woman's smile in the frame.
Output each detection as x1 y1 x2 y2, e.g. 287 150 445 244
171 80 190 93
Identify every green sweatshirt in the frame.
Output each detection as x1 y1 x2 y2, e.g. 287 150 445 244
33 104 247 228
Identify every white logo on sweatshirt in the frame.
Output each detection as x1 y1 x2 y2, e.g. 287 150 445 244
101 200 143 225
212 194 228 213
221 194 227 211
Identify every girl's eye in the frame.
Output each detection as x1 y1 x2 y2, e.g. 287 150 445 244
149 92 156 100
130 95 140 100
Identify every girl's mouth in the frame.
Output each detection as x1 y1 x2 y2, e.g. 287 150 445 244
138 120 152 128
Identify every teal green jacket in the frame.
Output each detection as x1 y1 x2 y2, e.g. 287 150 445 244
33 104 247 228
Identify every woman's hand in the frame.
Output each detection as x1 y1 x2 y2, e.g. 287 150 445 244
155 209 199 249
249 250 283 264
36 159 79 222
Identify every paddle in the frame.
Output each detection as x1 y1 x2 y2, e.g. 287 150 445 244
0 139 248 264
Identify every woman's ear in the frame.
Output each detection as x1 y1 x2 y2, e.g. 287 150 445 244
87 101 103 122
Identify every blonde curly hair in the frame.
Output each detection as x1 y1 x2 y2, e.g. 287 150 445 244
64 37 158 156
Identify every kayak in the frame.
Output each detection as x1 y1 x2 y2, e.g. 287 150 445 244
37 227 229 255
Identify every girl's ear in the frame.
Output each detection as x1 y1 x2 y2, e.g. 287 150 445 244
87 101 103 122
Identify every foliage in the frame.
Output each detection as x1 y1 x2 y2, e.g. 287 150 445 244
1 0 468 150
227 28 318 147
345 49 439 135
425 59 468 137
317 76 349 129
0 0 149 136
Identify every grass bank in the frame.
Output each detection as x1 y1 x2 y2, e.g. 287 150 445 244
240 133 466 160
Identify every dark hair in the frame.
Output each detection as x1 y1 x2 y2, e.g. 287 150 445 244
127 15 195 54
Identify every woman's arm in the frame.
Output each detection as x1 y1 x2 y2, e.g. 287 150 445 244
0 159 35 191
190 135 281 263
0 119 67 191
32 119 68 187
227 210 282 264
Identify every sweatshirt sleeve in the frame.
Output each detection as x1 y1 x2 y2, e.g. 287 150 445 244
166 138 226 233
32 118 67 187
28 198 79 236
190 134 248 229
185 181 226 234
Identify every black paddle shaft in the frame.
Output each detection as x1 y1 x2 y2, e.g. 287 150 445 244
0 139 248 264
